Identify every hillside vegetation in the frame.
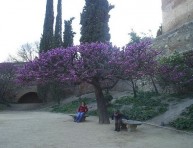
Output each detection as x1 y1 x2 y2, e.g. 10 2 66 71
52 91 168 121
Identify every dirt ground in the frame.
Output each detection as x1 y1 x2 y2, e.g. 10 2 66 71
0 111 193 148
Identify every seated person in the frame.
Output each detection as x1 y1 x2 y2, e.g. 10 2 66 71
75 101 88 122
111 110 128 131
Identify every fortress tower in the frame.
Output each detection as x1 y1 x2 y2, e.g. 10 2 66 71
162 0 193 33
153 0 193 55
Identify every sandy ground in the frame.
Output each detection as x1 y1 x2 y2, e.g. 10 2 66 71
0 111 193 148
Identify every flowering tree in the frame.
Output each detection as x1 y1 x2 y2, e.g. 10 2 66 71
17 43 119 124
157 52 193 93
112 38 159 97
17 47 77 104
74 43 119 123
0 63 16 106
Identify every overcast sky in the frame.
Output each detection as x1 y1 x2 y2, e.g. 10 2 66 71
0 0 162 62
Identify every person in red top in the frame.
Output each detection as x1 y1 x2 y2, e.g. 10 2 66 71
75 101 88 122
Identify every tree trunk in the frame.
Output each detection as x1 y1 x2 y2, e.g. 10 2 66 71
151 76 159 94
131 79 137 98
93 82 110 124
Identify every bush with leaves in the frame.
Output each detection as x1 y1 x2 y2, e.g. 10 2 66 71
157 51 193 93
52 97 95 114
17 43 120 124
170 118 193 130
170 104 193 131
111 92 168 121
104 91 113 106
111 38 159 98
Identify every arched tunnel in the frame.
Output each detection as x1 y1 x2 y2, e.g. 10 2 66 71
18 92 43 103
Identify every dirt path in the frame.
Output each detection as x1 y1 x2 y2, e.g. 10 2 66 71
148 98 193 125
0 111 192 148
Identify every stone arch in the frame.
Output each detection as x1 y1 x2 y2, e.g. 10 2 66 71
18 92 42 103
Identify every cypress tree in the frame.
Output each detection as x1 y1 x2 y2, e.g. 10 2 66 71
40 0 54 53
38 0 54 103
80 0 113 43
54 0 62 48
63 17 75 48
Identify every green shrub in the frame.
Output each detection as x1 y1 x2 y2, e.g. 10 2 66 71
157 106 168 113
104 92 113 105
168 93 193 100
122 106 162 121
137 91 159 99
170 104 193 131
51 91 169 121
157 51 193 94
52 97 94 113
115 96 162 107
87 110 98 116
181 105 193 117
170 118 193 130
112 92 168 121
0 104 6 111
107 106 115 116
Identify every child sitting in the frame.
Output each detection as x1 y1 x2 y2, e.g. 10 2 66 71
111 110 128 131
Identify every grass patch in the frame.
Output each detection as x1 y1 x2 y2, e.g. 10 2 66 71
51 91 169 120
167 92 193 100
87 110 98 116
110 91 168 121
169 104 193 131
51 97 96 114
0 104 6 111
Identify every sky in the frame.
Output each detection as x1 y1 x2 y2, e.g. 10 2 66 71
0 0 162 62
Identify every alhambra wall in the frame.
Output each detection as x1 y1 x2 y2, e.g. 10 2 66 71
152 0 193 56
153 21 193 55
74 0 193 95
162 0 193 33
3 0 193 103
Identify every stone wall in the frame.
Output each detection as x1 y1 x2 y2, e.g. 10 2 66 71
74 80 133 97
162 0 193 33
153 21 193 56
15 86 37 102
